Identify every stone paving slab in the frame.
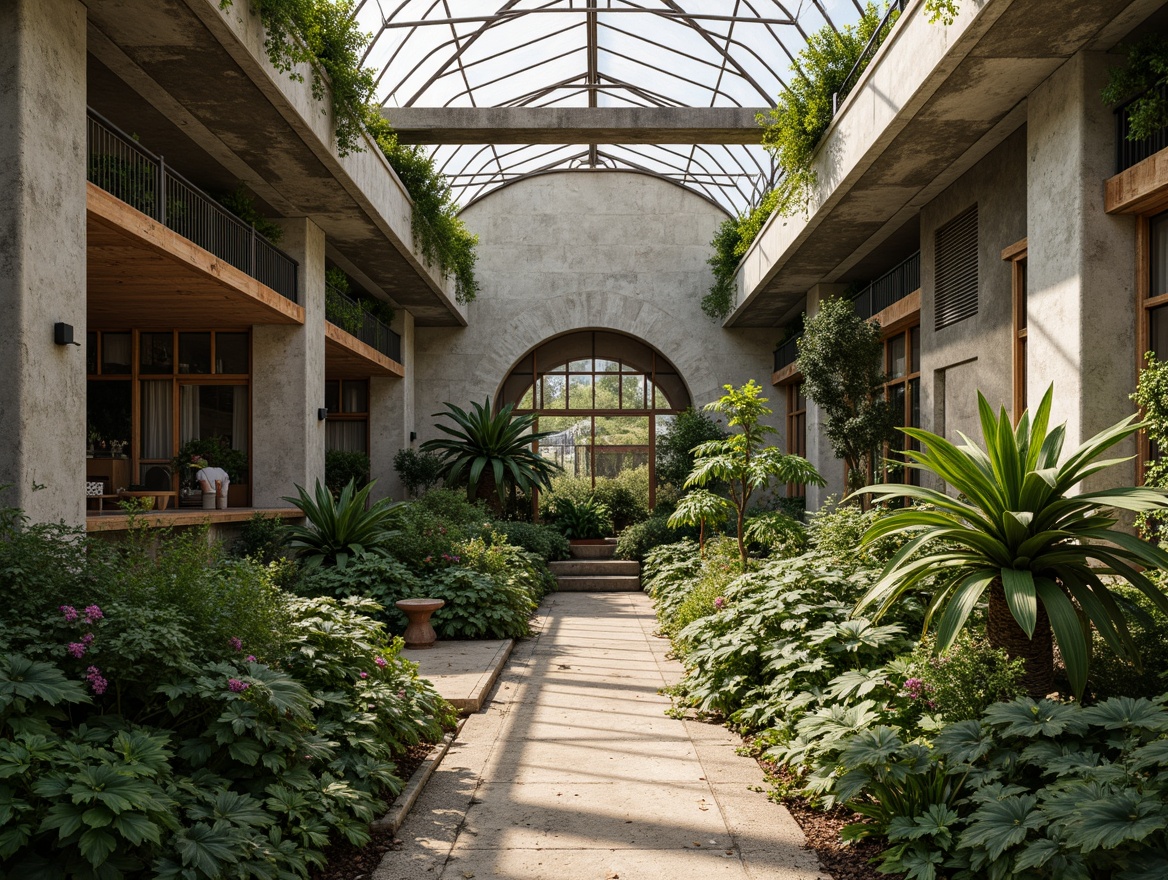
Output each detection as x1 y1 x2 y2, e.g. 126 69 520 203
375 592 827 880
403 638 513 714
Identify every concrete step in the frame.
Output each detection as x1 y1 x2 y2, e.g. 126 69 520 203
549 559 641 576
555 575 643 592
569 541 618 559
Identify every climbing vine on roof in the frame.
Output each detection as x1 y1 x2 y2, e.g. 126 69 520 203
219 0 479 302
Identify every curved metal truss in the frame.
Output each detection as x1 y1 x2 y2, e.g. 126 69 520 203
354 1 864 215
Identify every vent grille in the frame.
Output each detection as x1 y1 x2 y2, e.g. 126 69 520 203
934 205 978 330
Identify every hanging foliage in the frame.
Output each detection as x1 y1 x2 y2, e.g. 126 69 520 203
1103 36 1168 141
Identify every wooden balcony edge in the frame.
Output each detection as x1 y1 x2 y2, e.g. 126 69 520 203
325 322 406 377
87 506 303 532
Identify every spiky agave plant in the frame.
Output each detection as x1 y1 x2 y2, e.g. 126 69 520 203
420 399 562 507
854 387 1168 698
282 478 401 570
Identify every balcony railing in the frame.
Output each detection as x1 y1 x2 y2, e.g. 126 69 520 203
832 0 910 118
325 283 402 363
851 250 921 321
774 334 801 373
86 108 298 302
1115 83 1168 174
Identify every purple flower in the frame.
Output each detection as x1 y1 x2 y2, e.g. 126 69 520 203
359 671 369 679
83 605 104 623
60 605 78 623
713 596 726 610
67 642 87 659
374 657 388 668
246 655 256 663
901 677 933 700
82 633 94 646
397 690 406 699
227 678 250 693
85 666 108 695
228 636 243 652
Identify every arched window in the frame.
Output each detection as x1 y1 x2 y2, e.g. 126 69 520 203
497 330 691 508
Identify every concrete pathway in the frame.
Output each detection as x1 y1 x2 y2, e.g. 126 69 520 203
375 592 825 880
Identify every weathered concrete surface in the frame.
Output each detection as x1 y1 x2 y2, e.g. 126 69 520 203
251 218 326 506
387 106 769 145
729 0 1155 327
919 126 1027 449
403 640 513 715
0 0 87 525
84 0 464 325
373 593 825 880
1027 52 1138 487
369 311 413 501
414 172 780 447
801 285 849 512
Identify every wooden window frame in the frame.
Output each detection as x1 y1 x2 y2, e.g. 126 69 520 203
785 380 807 497
325 378 372 455
882 325 921 485
1002 238 1028 424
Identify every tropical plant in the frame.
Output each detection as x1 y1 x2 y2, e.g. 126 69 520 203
797 297 894 497
656 407 727 489
282 478 402 569
685 381 824 565
854 387 1168 698
614 515 695 562
421 399 562 507
668 490 733 556
1131 351 1168 533
1103 35 1168 141
325 448 371 495
743 508 807 557
393 447 446 498
493 520 570 562
551 496 612 540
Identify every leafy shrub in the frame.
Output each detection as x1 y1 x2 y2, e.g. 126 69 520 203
743 509 807 558
703 191 780 320
393 448 446 498
282 478 401 570
325 449 371 495
493 520 570 562
389 489 490 567
1088 582 1168 701
231 512 289 565
905 633 1027 722
805 500 899 571
550 496 612 539
614 515 697 561
656 408 727 492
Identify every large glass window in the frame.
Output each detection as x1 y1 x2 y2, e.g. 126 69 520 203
325 379 369 454
500 331 690 508
883 326 921 486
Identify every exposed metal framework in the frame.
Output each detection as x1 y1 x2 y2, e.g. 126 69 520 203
355 1 863 214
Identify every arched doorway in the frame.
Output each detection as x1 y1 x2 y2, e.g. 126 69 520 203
496 330 691 509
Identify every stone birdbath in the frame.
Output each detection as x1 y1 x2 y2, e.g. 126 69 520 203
395 598 445 649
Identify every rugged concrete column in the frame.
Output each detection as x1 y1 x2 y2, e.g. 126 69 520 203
0 0 88 525
251 219 326 506
370 310 415 500
1027 51 1138 488
802 284 849 512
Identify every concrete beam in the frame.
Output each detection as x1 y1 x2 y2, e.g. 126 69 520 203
384 107 768 145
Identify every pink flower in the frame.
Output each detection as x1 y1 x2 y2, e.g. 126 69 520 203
82 633 94 646
67 642 87 659
397 690 406 699
374 657 388 668
83 605 103 623
713 597 725 610
227 678 250 693
60 605 78 623
246 655 256 663
359 672 369 679
228 637 243 651
85 666 108 695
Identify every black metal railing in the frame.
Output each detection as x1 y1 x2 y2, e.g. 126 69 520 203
852 250 921 321
325 283 402 363
86 108 299 302
1115 83 1168 173
832 0 910 118
774 334 801 373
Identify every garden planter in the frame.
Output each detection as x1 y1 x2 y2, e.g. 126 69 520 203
396 598 445 648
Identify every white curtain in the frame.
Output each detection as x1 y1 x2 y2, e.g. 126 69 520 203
140 381 172 459
180 386 199 443
327 421 367 453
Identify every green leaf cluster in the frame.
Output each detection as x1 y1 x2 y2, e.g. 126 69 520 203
549 496 612 540
324 449 371 496
282 478 402 569
214 185 285 245
1131 351 1168 532
392 448 446 499
702 190 780 320
1103 36 1168 141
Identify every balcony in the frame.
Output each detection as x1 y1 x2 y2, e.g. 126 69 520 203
87 108 298 302
1115 84 1168 175
774 334 801 374
851 251 921 321
325 282 405 378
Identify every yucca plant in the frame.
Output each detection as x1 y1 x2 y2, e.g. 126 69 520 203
282 478 401 570
420 399 562 507
854 386 1168 698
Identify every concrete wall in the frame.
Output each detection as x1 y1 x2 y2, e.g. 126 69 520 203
1027 51 1138 488
919 125 1028 452
0 0 88 525
251 218 327 505
413 171 779 463
370 310 414 500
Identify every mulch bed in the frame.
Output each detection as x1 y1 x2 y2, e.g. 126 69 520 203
309 740 435 880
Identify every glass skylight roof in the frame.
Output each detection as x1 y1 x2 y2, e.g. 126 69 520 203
355 1 865 214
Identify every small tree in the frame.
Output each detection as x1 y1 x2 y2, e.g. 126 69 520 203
685 381 824 566
656 408 727 493
797 297 895 502
667 490 732 557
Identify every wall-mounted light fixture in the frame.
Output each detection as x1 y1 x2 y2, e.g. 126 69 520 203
318 408 328 421
409 431 417 442
54 322 80 346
